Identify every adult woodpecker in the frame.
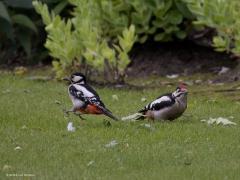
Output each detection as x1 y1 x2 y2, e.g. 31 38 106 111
122 84 188 121
63 72 118 120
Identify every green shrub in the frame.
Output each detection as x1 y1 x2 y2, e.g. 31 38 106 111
33 0 198 82
33 0 136 82
184 0 240 55
99 0 194 43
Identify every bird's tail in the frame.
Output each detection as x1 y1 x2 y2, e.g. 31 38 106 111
98 106 119 121
121 112 146 121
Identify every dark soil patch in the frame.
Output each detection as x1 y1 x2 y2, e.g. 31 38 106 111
128 40 239 78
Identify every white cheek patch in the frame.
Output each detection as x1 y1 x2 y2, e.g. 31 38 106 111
72 76 82 82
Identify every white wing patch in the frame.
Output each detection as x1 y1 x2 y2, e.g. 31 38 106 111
150 96 171 109
73 84 94 97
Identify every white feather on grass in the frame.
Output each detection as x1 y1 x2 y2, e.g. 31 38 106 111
67 122 76 132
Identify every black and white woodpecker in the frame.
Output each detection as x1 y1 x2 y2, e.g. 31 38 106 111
122 84 188 121
63 72 118 120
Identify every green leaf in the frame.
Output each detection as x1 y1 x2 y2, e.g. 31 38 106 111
138 35 148 43
4 0 33 9
175 0 195 20
12 14 38 34
212 36 227 52
0 2 11 24
175 30 187 39
154 33 166 41
0 18 13 40
165 10 183 25
53 0 68 15
17 30 32 57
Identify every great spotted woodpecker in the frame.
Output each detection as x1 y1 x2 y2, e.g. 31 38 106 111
122 84 188 121
64 72 118 120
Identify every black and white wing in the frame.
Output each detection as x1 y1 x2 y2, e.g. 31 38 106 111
69 84 118 120
139 93 175 113
69 85 88 103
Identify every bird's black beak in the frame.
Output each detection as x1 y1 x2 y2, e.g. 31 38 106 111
62 77 71 82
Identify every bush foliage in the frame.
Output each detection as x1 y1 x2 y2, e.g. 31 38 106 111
183 0 240 55
34 0 136 82
33 0 240 82
0 0 68 65
33 0 192 81
98 0 194 43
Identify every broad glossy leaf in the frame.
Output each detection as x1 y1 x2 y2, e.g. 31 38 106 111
12 14 38 33
0 18 14 40
175 30 187 39
17 30 32 57
0 2 11 23
165 10 183 25
4 0 33 9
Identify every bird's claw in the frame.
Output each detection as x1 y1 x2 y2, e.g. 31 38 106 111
75 113 86 120
63 108 71 117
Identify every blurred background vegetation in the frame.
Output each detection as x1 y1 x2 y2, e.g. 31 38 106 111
0 0 69 65
1 0 240 82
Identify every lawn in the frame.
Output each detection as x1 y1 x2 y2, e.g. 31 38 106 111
0 73 240 180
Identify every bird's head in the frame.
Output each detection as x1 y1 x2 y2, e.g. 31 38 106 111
172 83 188 98
63 72 86 84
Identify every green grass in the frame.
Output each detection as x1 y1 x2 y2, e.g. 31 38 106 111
0 74 240 180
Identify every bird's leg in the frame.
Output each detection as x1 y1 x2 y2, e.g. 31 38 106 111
74 112 86 120
147 117 154 124
62 108 72 117
63 108 86 120
145 111 155 124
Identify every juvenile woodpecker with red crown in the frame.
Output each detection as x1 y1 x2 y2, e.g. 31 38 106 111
64 72 118 120
122 84 188 121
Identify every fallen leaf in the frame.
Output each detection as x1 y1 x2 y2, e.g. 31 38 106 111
14 146 22 151
166 74 179 79
144 123 151 128
14 66 28 75
195 79 202 84
54 100 61 105
21 125 27 130
2 165 13 171
87 160 95 167
218 67 230 75
141 97 147 102
2 89 11 94
112 94 119 101
140 123 155 131
201 117 237 126
184 81 193 86
105 140 118 148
